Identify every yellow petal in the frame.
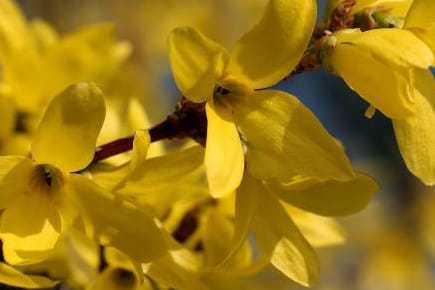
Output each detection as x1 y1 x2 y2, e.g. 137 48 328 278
203 211 251 269
0 157 33 209
213 173 260 273
205 104 244 198
0 262 58 289
0 156 28 181
284 205 346 247
87 267 139 290
145 251 207 290
144 235 207 290
393 69 435 185
32 83 106 172
338 29 432 73
65 174 167 263
409 26 435 66
233 90 353 181
328 29 433 119
5 23 129 112
129 129 151 179
0 94 15 141
330 44 414 118
37 24 130 106
403 0 435 59
351 0 412 17
168 27 228 102
227 0 316 88
404 0 435 28
0 0 30 57
0 194 61 265
28 19 58 50
0 133 32 156
87 247 142 290
268 173 379 216
252 186 319 286
117 146 207 218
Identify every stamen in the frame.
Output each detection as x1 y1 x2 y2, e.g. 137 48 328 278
43 168 53 187
213 85 231 98
29 164 64 199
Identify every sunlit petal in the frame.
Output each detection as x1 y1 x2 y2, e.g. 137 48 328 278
205 104 244 198
393 69 435 185
0 195 61 265
117 146 207 217
129 129 151 179
0 0 30 56
252 185 319 286
268 173 379 216
404 0 435 28
32 82 106 172
327 29 433 119
213 173 260 272
0 157 33 209
233 90 353 181
168 27 228 102
65 174 167 263
284 205 346 247
203 211 251 269
351 0 412 17
227 0 316 88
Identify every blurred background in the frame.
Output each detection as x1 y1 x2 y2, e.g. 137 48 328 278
15 0 435 289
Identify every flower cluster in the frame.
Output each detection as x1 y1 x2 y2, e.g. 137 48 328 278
0 0 432 289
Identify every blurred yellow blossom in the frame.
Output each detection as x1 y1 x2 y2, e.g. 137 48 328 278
0 83 166 265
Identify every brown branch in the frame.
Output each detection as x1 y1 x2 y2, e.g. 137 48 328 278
91 98 206 164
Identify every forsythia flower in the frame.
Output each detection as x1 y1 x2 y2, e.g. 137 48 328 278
140 171 377 288
99 127 374 288
168 0 354 198
322 0 435 184
323 28 432 119
0 0 131 157
0 83 166 265
222 170 378 286
88 247 146 290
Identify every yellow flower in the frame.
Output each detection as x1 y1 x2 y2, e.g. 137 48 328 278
0 83 166 265
88 247 146 290
324 28 433 119
107 131 369 288
0 87 15 146
220 170 378 286
323 22 435 184
168 0 354 198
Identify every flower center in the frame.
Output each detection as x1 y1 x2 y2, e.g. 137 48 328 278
110 267 137 288
213 85 231 98
212 76 253 121
29 164 64 200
